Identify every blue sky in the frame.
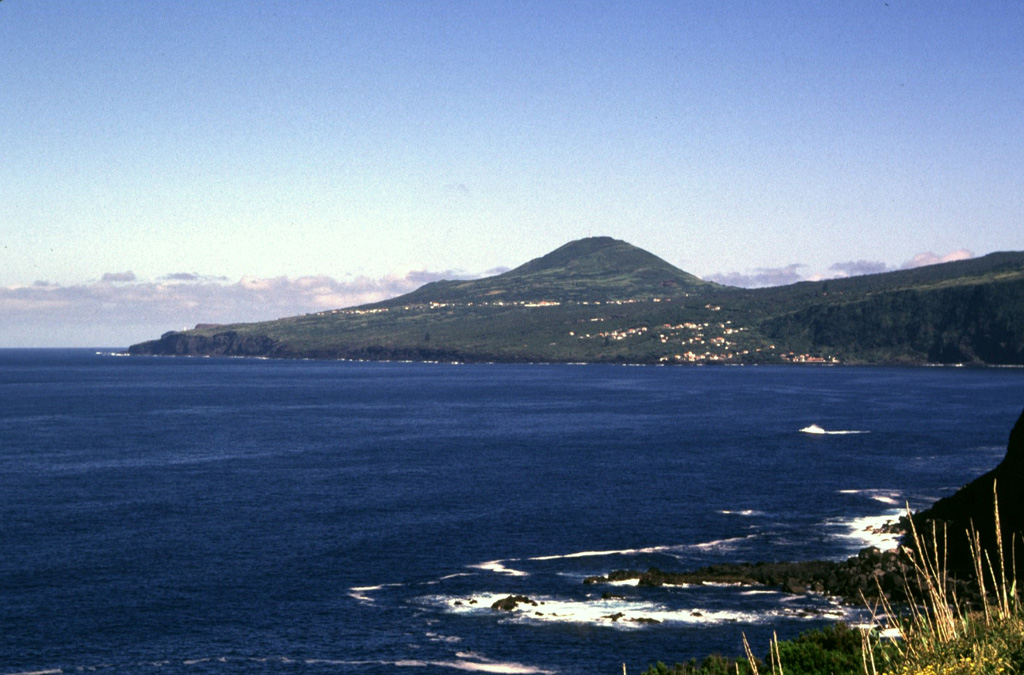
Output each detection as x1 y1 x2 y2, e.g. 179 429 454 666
2 1 1022 347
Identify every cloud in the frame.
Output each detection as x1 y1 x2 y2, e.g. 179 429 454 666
100 271 137 283
828 260 890 277
404 269 477 285
706 264 806 288
0 268 480 347
1 249 979 346
163 272 201 282
709 249 974 288
901 249 974 269
160 272 229 282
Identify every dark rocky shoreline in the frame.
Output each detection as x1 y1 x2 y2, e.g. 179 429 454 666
583 547 904 601
580 545 948 607
581 407 1024 612
909 407 1024 580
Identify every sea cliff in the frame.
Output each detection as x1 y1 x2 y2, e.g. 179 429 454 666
910 407 1024 579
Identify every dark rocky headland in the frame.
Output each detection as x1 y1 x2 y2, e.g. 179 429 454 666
583 548 917 606
909 406 1024 580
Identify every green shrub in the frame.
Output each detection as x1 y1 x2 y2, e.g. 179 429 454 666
772 623 867 675
640 653 759 675
640 623 901 675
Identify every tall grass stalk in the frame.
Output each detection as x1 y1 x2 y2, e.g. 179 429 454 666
860 481 1022 675
643 481 1021 675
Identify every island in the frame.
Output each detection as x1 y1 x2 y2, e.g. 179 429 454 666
129 237 1024 366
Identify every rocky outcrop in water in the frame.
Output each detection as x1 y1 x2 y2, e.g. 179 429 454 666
910 407 1024 579
491 595 538 611
583 547 922 604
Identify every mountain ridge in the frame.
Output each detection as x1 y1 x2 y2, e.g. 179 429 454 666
128 238 1024 366
374 237 714 307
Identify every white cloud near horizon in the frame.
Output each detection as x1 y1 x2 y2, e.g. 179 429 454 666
0 268 476 348
100 271 137 283
704 264 807 288
0 250 976 346
902 249 974 268
707 249 975 288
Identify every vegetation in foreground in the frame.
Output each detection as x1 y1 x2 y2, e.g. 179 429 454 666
639 488 1024 675
640 622 877 675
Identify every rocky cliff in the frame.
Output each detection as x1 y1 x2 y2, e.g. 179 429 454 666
127 331 279 357
910 407 1024 579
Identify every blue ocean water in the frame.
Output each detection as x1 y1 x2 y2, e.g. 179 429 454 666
1 350 1022 675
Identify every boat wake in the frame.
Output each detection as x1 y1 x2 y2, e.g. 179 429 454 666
800 424 868 435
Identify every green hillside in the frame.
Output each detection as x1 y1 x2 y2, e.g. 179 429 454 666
380 236 715 306
128 238 1024 366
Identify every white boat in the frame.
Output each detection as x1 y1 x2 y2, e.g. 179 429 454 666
799 424 826 435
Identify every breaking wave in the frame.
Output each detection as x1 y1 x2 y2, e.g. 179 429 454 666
470 561 530 577
427 590 848 629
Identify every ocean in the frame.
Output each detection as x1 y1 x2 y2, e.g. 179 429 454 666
1 350 1022 675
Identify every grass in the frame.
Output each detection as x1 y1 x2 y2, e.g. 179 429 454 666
864 485 1024 675
637 483 1024 675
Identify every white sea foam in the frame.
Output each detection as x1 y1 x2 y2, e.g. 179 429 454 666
529 544 681 561
427 656 556 673
832 512 903 551
434 592 841 628
8 654 553 675
499 537 752 568
847 619 904 640
443 592 528 612
348 582 405 602
528 534 754 561
449 654 556 674
839 489 905 506
692 534 757 551
306 656 555 673
470 560 529 577
349 586 381 602
832 490 905 550
424 573 475 585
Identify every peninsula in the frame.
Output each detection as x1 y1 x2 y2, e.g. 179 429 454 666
128 237 1024 366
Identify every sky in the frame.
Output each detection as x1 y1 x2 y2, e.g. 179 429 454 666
2 1 1022 347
